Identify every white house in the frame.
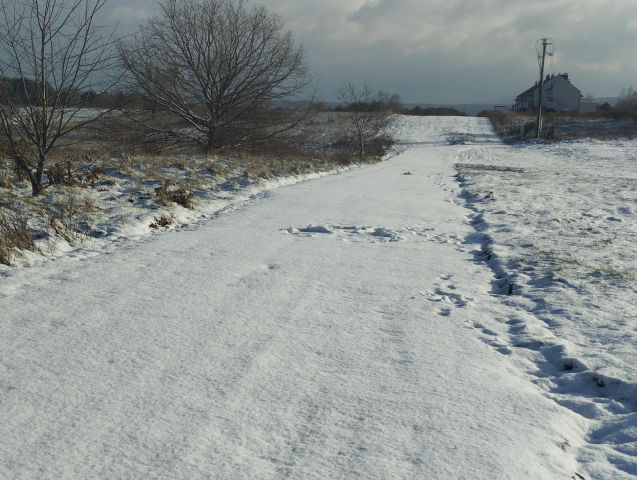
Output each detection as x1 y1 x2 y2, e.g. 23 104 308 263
513 73 583 112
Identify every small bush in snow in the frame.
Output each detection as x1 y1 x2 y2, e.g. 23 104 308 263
154 180 195 209
149 215 174 229
0 175 13 189
45 192 93 245
0 213 39 265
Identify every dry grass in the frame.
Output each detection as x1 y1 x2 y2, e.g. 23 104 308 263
45 190 92 245
481 110 637 142
479 111 534 139
0 212 39 265
154 180 195 209
149 215 174 229
0 175 13 189
205 158 232 178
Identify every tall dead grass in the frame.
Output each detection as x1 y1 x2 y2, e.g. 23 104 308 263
0 213 39 265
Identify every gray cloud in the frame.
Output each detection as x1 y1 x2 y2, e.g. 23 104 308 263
104 0 637 103
100 0 154 30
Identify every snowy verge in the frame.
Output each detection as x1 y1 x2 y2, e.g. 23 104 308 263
0 160 358 279
454 139 637 478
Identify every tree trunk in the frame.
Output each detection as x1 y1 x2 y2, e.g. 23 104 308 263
30 176 43 196
206 125 216 152
31 157 45 196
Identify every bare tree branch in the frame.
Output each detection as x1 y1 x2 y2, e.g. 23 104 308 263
0 0 119 195
334 82 396 158
118 0 312 151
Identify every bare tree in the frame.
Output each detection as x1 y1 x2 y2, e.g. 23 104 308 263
335 82 396 158
0 0 118 195
118 0 312 151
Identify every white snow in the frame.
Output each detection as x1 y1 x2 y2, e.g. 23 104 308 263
455 136 637 478
1 116 635 478
0 162 351 272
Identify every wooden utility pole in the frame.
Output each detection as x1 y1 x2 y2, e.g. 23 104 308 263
536 39 548 139
536 38 552 140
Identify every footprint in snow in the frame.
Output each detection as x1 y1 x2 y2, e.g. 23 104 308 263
426 275 477 317
285 224 405 242
290 225 333 234
427 287 473 308
617 206 631 215
472 322 512 356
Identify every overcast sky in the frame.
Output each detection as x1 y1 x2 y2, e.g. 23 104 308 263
105 0 637 104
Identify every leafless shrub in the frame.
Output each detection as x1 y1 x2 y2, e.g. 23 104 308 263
81 166 102 188
0 212 39 265
149 215 174 229
47 162 79 187
154 180 195 209
613 88 637 121
46 192 91 245
0 175 13 189
334 82 396 158
0 0 119 195
118 0 313 151
39 151 104 189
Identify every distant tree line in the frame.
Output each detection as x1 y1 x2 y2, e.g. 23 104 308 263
334 95 467 117
334 91 403 114
0 76 52 105
0 77 146 109
406 106 466 117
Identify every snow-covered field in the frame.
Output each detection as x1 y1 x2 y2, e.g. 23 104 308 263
1 116 635 478
456 138 637 478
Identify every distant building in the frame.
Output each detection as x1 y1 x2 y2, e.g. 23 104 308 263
513 73 585 112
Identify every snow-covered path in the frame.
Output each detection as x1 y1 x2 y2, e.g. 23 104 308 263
2 118 589 478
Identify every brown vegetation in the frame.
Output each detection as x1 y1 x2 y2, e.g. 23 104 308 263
150 215 174 229
0 212 38 265
480 109 637 142
154 180 195 209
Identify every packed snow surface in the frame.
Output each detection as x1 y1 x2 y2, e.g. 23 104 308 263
1 116 635 478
